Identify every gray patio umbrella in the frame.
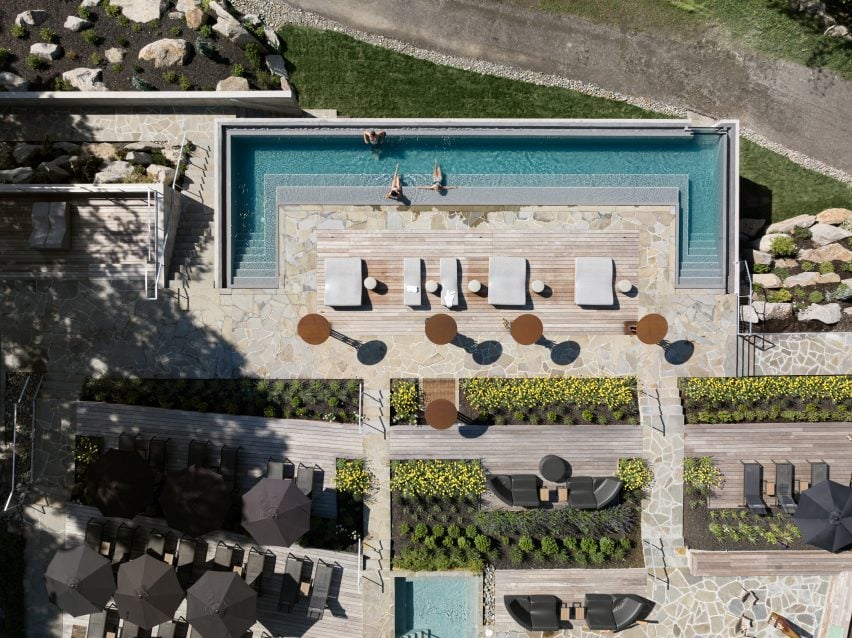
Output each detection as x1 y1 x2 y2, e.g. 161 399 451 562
86 448 155 519
241 478 311 547
187 571 257 638
159 465 230 537
114 553 184 629
793 480 852 553
45 545 116 616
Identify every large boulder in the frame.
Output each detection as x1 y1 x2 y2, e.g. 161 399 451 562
263 25 281 51
265 54 288 79
15 10 49 26
82 142 118 161
64 16 92 32
809 222 852 247
175 0 200 9
184 6 206 29
37 155 71 182
774 258 798 268
783 272 820 287
52 141 81 154
0 72 30 92
146 163 175 183
0 143 14 170
80 0 100 6
750 250 773 266
816 208 852 225
138 39 190 68
0 167 34 184
753 273 782 289
797 303 841 325
13 143 42 165
110 0 166 23
757 233 789 253
94 160 134 184
30 43 63 61
740 218 765 239
210 2 256 47
62 67 107 91
818 273 841 284
124 141 161 152
755 301 793 321
125 151 152 166
104 48 126 64
799 243 852 263
216 76 249 91
765 214 816 234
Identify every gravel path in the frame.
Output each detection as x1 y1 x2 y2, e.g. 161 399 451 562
231 0 852 184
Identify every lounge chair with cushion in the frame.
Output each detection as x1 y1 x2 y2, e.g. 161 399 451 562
176 536 197 588
220 445 239 492
267 458 285 480
279 553 306 612
743 462 768 516
86 611 107 638
156 619 188 638
585 594 653 632
244 547 268 593
440 257 459 308
775 462 797 514
810 461 829 486
488 256 527 306
112 523 135 566
118 432 135 453
404 258 422 306
296 463 317 498
307 559 335 620
574 257 614 306
566 476 623 510
84 518 104 552
504 595 561 631
146 530 167 560
187 439 207 468
324 257 363 307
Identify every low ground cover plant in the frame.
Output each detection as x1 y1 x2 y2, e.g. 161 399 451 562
679 376 851 423
81 377 361 422
683 456 725 498
460 377 638 425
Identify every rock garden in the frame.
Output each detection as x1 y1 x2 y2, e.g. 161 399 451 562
0 0 289 92
742 207 852 331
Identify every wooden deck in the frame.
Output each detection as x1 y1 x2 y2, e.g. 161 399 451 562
62 502 362 638
689 549 852 576
0 194 152 280
75 402 365 519
684 422 852 508
388 424 644 476
494 568 648 629
316 230 638 335
819 571 852 637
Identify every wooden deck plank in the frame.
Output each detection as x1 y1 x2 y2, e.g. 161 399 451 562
689 550 852 576
315 230 638 335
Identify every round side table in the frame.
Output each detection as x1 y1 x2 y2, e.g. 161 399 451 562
468 279 482 293
425 399 457 430
364 276 378 291
510 314 544 345
616 279 632 294
531 280 546 294
297 314 331 345
539 455 571 483
425 280 439 294
425 313 458 345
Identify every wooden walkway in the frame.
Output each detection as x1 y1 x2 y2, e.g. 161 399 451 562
316 230 638 335
0 194 151 280
388 424 644 476
494 568 648 629
689 549 852 576
62 502 362 638
684 422 852 508
75 402 365 519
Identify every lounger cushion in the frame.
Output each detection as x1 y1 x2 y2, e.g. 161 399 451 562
574 257 614 306
324 258 363 306
440 258 458 308
488 256 527 306
404 258 421 306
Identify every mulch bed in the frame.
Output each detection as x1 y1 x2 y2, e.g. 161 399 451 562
683 499 809 551
0 0 278 91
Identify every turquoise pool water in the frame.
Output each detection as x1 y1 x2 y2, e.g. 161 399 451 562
394 575 479 638
228 131 727 285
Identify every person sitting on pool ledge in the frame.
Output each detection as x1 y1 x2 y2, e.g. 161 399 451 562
363 129 386 145
416 161 458 192
385 163 403 200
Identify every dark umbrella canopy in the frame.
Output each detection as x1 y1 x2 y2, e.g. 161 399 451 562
115 554 184 629
187 571 257 638
160 465 230 537
87 448 155 519
242 478 311 547
45 545 116 617
794 480 852 553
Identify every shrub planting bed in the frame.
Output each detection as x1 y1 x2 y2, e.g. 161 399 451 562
459 377 639 425
680 376 851 424
82 377 362 422
390 378 421 425
684 503 806 551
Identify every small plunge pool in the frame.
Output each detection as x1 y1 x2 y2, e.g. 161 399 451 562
394 573 480 638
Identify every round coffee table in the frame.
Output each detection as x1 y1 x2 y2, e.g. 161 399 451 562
425 313 458 345
297 313 331 345
510 314 544 345
539 455 571 483
425 399 457 430
636 313 668 345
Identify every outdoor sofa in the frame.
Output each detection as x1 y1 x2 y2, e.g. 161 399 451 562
488 256 527 306
403 257 422 306
504 595 561 631
324 257 363 307
565 476 622 509
585 593 653 632
486 474 540 508
574 257 614 306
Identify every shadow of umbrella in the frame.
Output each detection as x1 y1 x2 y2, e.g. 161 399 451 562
356 340 387 365
86 449 155 519
159 466 229 537
550 341 581 365
664 340 695 365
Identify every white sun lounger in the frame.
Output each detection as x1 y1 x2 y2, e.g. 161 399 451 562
574 257 614 306
403 258 421 306
324 257 363 306
29 201 70 250
488 256 527 306
440 258 458 308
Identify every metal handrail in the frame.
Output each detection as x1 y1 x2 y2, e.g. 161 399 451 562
172 133 187 191
738 260 754 338
356 536 362 593
3 375 30 511
27 375 44 488
357 381 363 434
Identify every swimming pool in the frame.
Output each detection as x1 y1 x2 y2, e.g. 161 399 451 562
222 121 736 289
394 574 479 638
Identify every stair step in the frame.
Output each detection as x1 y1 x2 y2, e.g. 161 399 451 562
231 275 279 288
234 266 276 278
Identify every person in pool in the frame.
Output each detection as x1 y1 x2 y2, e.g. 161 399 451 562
385 163 402 200
416 161 458 192
363 129 386 145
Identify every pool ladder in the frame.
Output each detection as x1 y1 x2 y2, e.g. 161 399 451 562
400 631 432 638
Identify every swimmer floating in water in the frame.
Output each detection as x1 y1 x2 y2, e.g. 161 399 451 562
385 163 403 201
363 129 386 145
416 161 458 192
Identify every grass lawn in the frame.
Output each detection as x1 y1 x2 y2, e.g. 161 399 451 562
498 0 852 81
280 25 852 222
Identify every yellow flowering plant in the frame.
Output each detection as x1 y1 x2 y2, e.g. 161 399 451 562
462 377 636 412
390 379 422 425
616 458 653 492
390 459 485 498
334 459 375 500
